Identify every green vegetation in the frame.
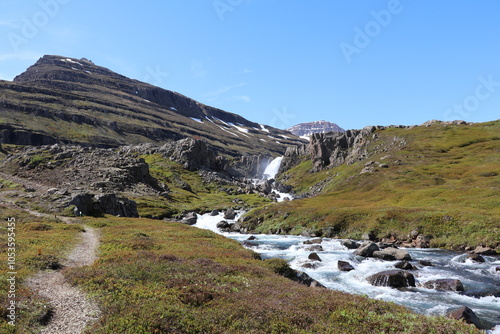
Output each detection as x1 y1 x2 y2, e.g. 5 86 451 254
135 154 271 217
61 216 479 333
243 121 500 249
0 206 82 333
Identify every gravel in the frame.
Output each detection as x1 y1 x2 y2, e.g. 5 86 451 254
26 225 101 334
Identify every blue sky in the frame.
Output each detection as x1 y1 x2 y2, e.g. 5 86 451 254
1 0 499 130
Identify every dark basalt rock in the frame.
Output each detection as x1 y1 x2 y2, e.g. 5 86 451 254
395 261 416 270
308 253 322 262
303 238 323 245
446 306 485 330
181 212 198 225
367 270 416 288
338 260 355 272
70 192 138 217
422 279 464 292
290 270 326 288
354 242 380 257
224 207 236 220
467 254 485 263
341 239 360 249
372 251 396 261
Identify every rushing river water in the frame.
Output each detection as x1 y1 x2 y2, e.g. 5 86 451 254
194 212 500 332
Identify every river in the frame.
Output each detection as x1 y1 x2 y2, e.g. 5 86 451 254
194 211 500 332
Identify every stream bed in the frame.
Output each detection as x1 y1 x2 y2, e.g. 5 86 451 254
195 212 500 332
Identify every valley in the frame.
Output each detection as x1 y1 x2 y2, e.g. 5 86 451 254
0 56 498 333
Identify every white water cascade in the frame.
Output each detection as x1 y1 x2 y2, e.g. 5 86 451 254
263 156 283 179
259 156 292 202
194 212 500 332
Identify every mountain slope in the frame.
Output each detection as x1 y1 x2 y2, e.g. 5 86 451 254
241 120 500 249
0 55 304 156
287 120 345 137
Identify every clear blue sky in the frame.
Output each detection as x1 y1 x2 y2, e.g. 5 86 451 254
1 0 499 130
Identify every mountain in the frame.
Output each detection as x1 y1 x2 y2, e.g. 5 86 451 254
0 55 304 156
287 120 345 137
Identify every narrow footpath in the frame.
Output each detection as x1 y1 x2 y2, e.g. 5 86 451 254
26 224 100 334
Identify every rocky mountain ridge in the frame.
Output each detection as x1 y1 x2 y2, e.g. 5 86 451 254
0 55 304 156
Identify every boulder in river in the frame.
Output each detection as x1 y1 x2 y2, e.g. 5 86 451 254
422 279 464 292
341 239 360 249
308 252 322 262
303 238 323 245
367 270 416 288
395 261 416 270
354 242 380 257
446 306 484 330
181 212 198 225
224 207 236 220
338 260 355 272
418 260 433 266
372 251 396 261
306 245 324 252
216 220 230 230
380 247 412 261
467 254 485 263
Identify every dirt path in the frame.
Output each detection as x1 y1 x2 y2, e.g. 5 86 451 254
27 225 101 334
1 170 101 332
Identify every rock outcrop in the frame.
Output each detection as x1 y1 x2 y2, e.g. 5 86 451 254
279 125 408 174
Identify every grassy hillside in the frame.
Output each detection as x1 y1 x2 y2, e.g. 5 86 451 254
61 216 479 333
242 121 500 249
0 201 482 333
134 153 272 218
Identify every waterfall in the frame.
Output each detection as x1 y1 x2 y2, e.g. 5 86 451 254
263 156 283 179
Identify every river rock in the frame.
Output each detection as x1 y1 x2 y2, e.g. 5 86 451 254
419 260 433 266
467 254 485 263
472 246 497 255
372 251 396 261
341 239 360 249
210 209 219 216
395 261 416 270
182 212 198 225
216 220 230 230
446 306 484 329
291 270 325 288
308 253 322 262
242 240 258 247
224 207 236 220
303 238 322 245
354 242 380 257
367 270 415 288
422 279 464 291
247 236 257 241
338 260 355 272
306 245 324 252
379 247 412 261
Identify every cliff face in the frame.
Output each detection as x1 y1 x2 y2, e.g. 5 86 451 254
1 55 303 156
280 125 408 173
287 120 345 137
